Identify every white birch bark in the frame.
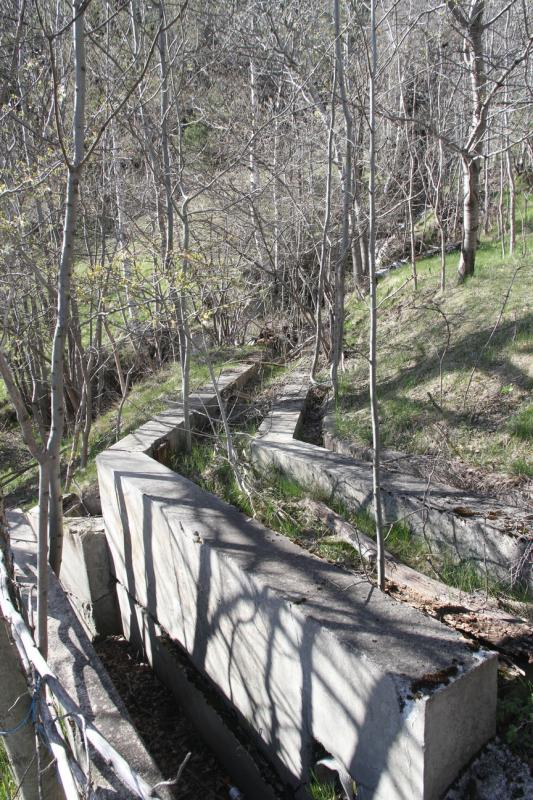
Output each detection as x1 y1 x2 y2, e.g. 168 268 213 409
47 0 86 575
368 0 385 590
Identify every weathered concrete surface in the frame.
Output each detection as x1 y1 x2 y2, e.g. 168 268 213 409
27 511 121 640
7 509 173 800
59 517 121 639
116 582 282 800
109 361 259 457
97 447 497 800
251 376 532 591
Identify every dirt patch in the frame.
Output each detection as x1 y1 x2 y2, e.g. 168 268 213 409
444 740 533 800
298 384 330 446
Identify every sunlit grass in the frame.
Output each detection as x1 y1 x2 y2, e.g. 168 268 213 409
0 740 15 800
310 774 341 800
340 231 533 476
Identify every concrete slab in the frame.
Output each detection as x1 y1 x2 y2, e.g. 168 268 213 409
7 509 173 800
116 582 283 800
251 379 533 591
59 517 121 639
26 511 121 640
97 448 497 800
109 362 259 456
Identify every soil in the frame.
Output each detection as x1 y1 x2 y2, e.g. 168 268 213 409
444 740 533 800
298 384 330 446
95 637 232 800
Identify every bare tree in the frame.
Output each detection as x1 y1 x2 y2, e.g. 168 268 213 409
368 0 385 590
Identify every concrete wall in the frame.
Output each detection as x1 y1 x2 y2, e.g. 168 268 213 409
59 517 122 638
28 511 121 640
251 377 532 592
97 363 498 799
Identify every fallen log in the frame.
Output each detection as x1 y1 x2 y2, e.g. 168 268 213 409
299 497 533 661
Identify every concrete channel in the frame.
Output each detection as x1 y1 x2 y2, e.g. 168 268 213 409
92 362 500 800
251 373 532 593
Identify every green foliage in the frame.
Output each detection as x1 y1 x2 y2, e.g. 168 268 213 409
176 444 305 540
508 404 533 441
384 520 426 564
511 457 533 477
183 119 210 151
0 740 16 800
310 774 341 800
497 678 533 763
437 557 492 595
268 470 306 502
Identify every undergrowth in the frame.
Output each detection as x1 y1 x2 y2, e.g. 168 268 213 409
0 741 15 800
175 440 308 542
309 774 342 800
497 675 533 767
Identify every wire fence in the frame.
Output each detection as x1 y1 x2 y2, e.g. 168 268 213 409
0 544 189 799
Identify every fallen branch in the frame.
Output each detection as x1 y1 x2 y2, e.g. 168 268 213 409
299 497 533 660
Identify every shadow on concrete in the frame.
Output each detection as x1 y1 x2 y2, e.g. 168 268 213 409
102 461 490 799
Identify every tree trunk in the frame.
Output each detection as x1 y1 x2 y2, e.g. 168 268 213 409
506 147 516 254
368 0 385 590
311 62 335 382
457 154 481 282
450 0 486 283
47 0 86 574
330 0 351 395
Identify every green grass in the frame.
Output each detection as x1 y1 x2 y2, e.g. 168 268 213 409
313 489 530 600
511 457 533 477
497 675 533 766
338 229 533 478
310 774 342 800
0 740 16 800
509 404 533 441
176 440 307 541
1 346 252 504
437 557 493 595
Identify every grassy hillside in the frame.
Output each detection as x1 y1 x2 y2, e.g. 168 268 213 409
336 237 533 484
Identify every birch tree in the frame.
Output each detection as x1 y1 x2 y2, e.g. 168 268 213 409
445 0 532 281
368 0 385 589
